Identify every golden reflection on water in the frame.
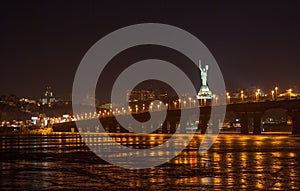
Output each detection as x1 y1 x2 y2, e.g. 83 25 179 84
0 133 299 190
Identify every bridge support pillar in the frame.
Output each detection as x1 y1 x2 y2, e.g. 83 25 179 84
290 110 300 134
180 117 188 134
162 122 168 134
198 115 209 134
253 113 262 135
210 117 220 134
240 114 249 134
169 121 176 134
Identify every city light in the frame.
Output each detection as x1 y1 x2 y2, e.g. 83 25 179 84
240 90 244 103
226 92 230 104
271 90 275 100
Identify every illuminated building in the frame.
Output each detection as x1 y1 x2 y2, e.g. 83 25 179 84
41 86 57 107
127 90 155 102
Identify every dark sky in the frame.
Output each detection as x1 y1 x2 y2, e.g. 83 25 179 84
1 1 300 99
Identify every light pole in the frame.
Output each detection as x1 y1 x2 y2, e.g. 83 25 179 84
255 92 259 102
288 88 292 100
271 90 275 100
226 92 230 104
256 89 261 102
241 90 244 103
174 101 177 109
275 86 278 100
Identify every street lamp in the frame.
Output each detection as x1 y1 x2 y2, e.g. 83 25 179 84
174 101 177 109
271 90 275 100
256 89 261 102
226 92 230 104
275 86 278 100
288 88 292 99
255 92 259 102
213 94 218 105
241 90 244 103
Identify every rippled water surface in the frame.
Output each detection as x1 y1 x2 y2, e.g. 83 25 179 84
1 133 300 190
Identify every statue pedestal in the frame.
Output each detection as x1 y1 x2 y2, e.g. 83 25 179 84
197 85 212 100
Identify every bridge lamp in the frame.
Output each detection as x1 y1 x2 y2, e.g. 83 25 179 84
255 92 259 102
174 101 177 109
240 90 244 102
188 97 192 107
183 100 187 108
288 89 293 99
275 86 279 99
226 92 230 104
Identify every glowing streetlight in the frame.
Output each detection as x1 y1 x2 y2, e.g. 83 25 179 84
188 97 192 108
271 90 275 100
213 94 218 105
288 88 293 99
255 92 259 102
240 90 244 103
226 92 230 104
275 86 278 100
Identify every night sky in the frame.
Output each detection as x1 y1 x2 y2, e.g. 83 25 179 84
1 1 300 99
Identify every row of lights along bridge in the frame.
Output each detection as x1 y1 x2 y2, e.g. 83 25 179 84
71 86 299 122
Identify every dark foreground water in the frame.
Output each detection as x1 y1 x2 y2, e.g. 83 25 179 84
1 133 300 190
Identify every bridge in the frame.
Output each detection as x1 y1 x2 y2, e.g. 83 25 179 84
226 99 300 134
53 99 300 134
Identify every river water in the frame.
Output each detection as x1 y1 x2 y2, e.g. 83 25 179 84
1 133 300 190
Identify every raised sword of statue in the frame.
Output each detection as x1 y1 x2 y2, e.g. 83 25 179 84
199 60 208 86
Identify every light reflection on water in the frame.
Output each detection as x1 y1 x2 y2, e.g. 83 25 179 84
0 133 300 190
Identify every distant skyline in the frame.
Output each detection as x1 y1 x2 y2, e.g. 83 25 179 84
1 1 300 99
